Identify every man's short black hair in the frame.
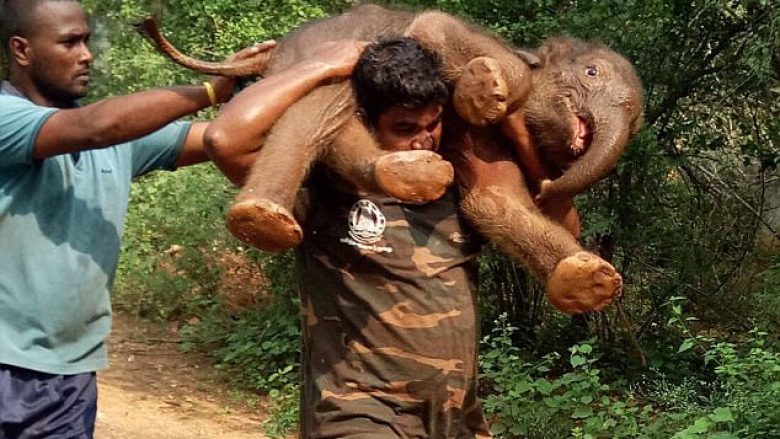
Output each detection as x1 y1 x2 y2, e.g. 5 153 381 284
0 0 77 52
353 36 449 126
1 0 78 77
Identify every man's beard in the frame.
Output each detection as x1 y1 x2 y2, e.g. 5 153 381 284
33 71 87 107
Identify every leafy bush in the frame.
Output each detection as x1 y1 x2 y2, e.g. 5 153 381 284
480 315 654 439
482 315 780 439
182 285 300 394
116 163 302 435
115 164 237 319
640 331 780 439
755 255 780 331
696 333 780 438
262 384 301 439
181 252 302 437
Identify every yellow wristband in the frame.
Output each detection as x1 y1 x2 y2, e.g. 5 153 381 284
203 81 218 108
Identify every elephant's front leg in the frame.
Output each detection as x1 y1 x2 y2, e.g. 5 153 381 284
449 127 622 314
502 111 583 238
322 116 454 204
227 83 354 252
538 198 582 239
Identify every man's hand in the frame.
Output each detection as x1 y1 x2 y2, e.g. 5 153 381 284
209 41 277 103
305 40 369 78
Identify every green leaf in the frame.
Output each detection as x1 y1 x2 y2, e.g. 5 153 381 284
690 417 714 433
513 381 532 394
535 379 555 395
544 396 561 408
490 422 507 435
509 424 527 436
709 407 734 423
572 406 594 419
678 339 695 353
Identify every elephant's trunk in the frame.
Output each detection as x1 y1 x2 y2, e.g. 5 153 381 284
544 106 630 200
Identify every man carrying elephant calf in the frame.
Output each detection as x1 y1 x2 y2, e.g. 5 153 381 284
298 38 494 437
204 32 626 438
170 4 639 437
0 0 365 436
148 4 637 317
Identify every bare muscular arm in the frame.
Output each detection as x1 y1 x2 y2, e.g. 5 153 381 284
204 40 367 186
33 44 274 162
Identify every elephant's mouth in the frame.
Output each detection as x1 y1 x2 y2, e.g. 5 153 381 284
571 114 592 156
563 97 592 157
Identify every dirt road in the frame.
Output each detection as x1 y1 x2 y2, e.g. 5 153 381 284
94 313 269 438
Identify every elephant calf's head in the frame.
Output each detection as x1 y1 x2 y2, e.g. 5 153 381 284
520 37 644 200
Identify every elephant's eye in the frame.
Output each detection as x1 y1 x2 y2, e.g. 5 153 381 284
585 65 599 77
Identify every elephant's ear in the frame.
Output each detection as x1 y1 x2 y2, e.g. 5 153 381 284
514 49 542 69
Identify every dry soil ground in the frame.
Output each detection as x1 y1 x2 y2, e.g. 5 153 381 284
94 312 269 438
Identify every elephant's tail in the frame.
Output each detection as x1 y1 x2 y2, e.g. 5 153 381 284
134 17 274 77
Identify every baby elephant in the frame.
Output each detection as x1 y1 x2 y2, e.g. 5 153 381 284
140 5 643 315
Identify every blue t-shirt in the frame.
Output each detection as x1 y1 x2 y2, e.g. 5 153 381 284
0 82 191 374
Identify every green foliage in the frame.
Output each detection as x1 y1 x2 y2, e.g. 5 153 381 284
180 251 301 436
262 384 301 439
481 315 780 439
80 0 352 99
644 332 780 439
755 255 780 331
113 149 301 436
698 333 780 438
183 292 300 393
115 164 236 319
480 315 654 439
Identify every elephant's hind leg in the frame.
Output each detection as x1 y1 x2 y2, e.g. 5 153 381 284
407 11 532 125
453 57 510 126
227 83 354 252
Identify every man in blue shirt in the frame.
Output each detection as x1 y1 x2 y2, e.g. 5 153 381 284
0 0 365 436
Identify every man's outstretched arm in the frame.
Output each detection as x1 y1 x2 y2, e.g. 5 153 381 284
33 44 274 161
203 40 367 186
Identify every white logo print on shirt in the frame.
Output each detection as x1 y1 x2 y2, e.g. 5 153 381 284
340 199 393 253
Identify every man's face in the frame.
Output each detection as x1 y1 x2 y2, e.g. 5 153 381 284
375 103 444 152
23 1 93 102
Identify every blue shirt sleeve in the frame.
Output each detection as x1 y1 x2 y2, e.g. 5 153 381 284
0 95 57 169
130 121 191 178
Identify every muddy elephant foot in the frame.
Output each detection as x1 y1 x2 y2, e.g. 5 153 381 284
226 199 303 252
546 252 623 314
375 150 454 204
453 57 509 126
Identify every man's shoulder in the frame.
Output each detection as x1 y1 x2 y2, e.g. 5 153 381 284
0 93 56 119
0 93 35 108
1 81 31 103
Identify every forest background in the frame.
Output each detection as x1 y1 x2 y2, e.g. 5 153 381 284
21 0 778 437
